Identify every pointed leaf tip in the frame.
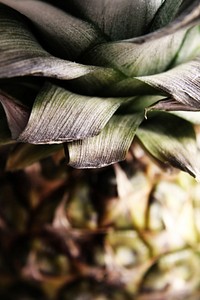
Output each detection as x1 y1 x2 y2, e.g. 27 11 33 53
137 113 200 179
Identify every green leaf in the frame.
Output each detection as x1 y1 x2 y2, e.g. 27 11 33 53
67 114 143 168
171 25 200 66
18 82 129 144
126 0 200 43
105 77 159 97
70 73 158 98
117 95 164 115
67 0 164 40
138 57 200 109
6 143 62 171
136 113 200 180
148 0 185 32
171 111 200 124
81 2 200 79
68 67 124 97
1 0 105 60
83 28 193 77
0 4 106 80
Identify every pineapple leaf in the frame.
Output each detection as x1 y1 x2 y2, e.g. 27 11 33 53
0 102 13 145
126 0 200 43
0 0 105 60
6 144 62 171
67 0 164 40
18 82 129 144
0 4 108 80
83 24 200 78
137 113 200 180
171 25 200 66
171 111 200 124
67 114 143 168
145 98 199 113
138 57 200 109
0 90 30 139
72 74 157 97
149 0 185 32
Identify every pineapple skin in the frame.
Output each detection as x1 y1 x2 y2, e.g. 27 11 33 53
0 145 200 299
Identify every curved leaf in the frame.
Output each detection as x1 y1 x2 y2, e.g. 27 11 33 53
138 57 200 109
18 82 130 144
0 90 30 139
144 96 200 122
125 0 200 43
71 74 158 97
172 111 200 124
83 28 194 77
68 67 124 97
0 102 12 145
6 143 62 171
0 4 107 80
145 98 199 113
67 113 143 168
105 77 159 97
171 25 200 66
85 26 200 77
137 113 200 180
1 0 105 60
67 0 163 40
148 0 184 32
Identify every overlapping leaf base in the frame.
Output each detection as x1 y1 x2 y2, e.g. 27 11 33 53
0 144 200 299
0 1 200 176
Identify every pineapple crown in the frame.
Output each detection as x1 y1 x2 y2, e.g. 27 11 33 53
0 0 200 179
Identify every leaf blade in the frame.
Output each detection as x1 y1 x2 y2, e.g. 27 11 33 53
67 0 164 40
1 0 105 60
18 82 129 144
148 0 185 33
125 0 200 43
0 90 30 139
138 57 200 109
83 27 196 78
6 143 62 171
137 113 200 180
0 4 108 80
67 114 143 168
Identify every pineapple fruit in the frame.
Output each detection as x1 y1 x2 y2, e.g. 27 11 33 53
1 147 200 299
0 0 200 299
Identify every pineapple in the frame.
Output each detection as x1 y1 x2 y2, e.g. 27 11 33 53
0 0 200 299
